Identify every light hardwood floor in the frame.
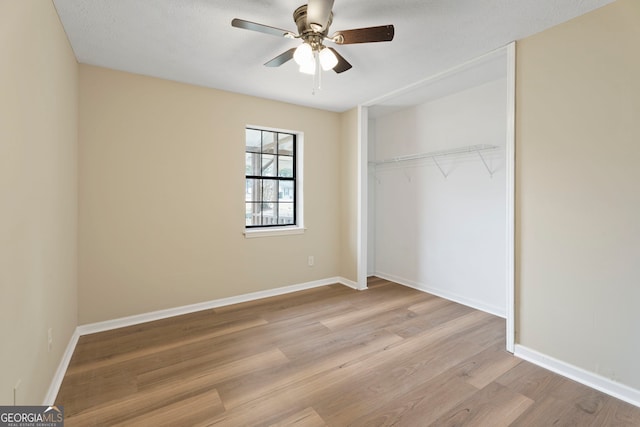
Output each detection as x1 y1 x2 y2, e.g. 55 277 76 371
56 277 640 426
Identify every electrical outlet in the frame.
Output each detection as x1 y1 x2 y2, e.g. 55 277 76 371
308 256 314 266
47 328 53 352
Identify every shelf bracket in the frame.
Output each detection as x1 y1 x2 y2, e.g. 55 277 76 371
432 156 448 178
475 148 493 178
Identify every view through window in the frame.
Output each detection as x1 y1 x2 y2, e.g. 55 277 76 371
245 128 296 227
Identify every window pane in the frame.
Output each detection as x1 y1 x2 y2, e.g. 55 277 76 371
279 180 294 202
278 203 294 224
245 128 297 228
278 155 293 177
246 153 260 176
246 129 261 153
246 203 261 226
278 133 294 155
262 154 276 177
262 131 276 154
246 178 260 202
262 180 278 202
261 202 276 225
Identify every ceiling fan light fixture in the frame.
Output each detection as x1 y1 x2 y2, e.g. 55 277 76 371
293 42 314 67
299 61 316 75
232 1 395 80
319 47 338 71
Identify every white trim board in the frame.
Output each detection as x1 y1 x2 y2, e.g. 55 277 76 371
339 276 365 291
357 105 369 291
43 276 358 404
43 329 79 405
375 271 506 319
504 41 516 353
515 345 640 409
77 277 356 335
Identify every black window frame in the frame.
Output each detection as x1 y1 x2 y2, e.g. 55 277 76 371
245 127 297 228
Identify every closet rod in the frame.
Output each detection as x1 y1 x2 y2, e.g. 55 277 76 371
373 144 498 165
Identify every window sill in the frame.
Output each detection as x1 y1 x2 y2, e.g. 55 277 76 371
244 226 306 239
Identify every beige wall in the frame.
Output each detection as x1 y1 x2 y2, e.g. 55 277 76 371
78 65 345 324
339 108 359 283
0 0 78 405
516 0 640 390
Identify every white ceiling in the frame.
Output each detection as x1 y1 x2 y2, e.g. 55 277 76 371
367 48 508 119
53 0 614 112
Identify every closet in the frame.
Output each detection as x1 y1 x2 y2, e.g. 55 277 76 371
363 46 514 325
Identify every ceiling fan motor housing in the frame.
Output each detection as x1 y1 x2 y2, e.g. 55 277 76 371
294 5 333 49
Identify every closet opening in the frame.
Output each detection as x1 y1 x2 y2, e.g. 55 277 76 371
358 44 515 351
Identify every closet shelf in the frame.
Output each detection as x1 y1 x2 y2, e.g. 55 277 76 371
371 144 499 178
372 144 498 165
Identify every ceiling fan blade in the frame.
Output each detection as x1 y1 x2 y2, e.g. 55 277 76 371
306 0 334 31
332 25 395 44
232 18 293 38
264 48 296 67
328 48 352 73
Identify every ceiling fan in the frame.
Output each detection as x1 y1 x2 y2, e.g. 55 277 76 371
231 0 394 77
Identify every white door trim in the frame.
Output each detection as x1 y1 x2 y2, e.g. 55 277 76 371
505 41 516 352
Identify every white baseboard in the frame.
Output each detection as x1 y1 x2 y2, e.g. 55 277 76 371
42 329 80 405
47 276 357 403
338 276 365 290
374 271 506 318
514 345 640 408
78 277 352 335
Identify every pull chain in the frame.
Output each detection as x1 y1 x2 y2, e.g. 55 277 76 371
312 50 321 95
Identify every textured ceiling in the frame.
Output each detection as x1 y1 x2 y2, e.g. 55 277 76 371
53 0 614 112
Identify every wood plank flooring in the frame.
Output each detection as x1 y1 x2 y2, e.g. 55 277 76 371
55 277 640 426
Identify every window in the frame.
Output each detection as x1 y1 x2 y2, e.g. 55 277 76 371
245 127 298 229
